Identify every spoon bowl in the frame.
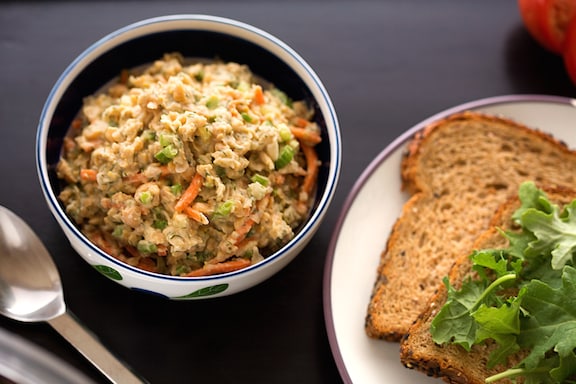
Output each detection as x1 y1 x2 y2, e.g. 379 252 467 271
0 206 64 322
0 205 144 383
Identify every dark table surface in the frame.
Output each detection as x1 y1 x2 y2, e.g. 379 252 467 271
1 1 575 383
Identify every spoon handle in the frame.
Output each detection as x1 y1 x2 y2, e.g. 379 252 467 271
47 311 145 384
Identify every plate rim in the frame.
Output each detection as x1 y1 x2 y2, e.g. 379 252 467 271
322 93 576 383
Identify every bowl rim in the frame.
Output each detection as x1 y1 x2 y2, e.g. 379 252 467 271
36 14 341 282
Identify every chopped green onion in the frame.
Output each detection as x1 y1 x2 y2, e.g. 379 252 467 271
139 191 152 204
194 71 204 82
154 144 178 164
214 200 235 216
194 251 211 262
237 81 249 92
251 174 270 187
143 130 156 141
206 95 219 109
275 145 294 169
137 241 157 254
112 225 124 238
159 133 175 147
174 265 190 276
241 113 253 123
170 183 182 196
215 166 226 178
278 126 292 142
152 219 168 230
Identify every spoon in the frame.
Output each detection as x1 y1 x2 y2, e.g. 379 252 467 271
0 205 144 384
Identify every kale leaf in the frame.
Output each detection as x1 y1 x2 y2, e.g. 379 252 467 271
430 182 576 383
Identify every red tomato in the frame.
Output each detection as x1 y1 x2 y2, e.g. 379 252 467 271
563 16 576 84
518 0 576 54
519 0 555 52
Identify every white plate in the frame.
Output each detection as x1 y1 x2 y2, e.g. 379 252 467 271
323 95 576 383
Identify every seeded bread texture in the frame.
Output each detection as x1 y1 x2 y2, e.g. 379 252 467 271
365 111 576 341
399 187 576 384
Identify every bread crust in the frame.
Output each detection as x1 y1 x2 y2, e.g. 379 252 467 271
401 111 572 195
366 111 576 342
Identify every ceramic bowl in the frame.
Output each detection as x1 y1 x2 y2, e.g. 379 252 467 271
36 15 341 299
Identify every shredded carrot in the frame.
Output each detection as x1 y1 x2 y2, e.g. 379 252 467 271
80 169 97 182
184 258 251 277
71 118 84 130
175 172 204 212
119 69 129 85
290 127 322 145
301 144 320 197
293 117 309 128
137 257 157 272
183 206 209 224
123 173 147 185
157 244 168 256
191 202 212 213
233 217 255 246
87 231 120 258
125 246 141 258
253 85 265 105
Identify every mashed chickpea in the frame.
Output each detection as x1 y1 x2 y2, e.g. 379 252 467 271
57 53 321 277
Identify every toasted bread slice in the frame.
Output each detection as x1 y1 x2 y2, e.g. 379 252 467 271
399 186 576 384
365 111 576 341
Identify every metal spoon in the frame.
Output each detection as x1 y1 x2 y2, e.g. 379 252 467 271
0 205 144 384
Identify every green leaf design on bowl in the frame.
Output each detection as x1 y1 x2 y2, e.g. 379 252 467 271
174 284 229 299
93 265 123 280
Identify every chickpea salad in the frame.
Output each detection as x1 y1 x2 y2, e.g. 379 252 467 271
56 53 322 277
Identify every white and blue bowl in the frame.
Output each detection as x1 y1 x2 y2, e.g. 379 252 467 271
36 15 341 299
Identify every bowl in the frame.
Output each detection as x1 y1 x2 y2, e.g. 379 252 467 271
36 15 341 299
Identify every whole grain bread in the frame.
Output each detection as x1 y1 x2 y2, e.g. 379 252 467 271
365 111 576 341
399 186 576 384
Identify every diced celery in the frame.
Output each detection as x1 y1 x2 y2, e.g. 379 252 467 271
274 145 294 169
278 125 292 142
154 144 178 164
214 200 235 216
206 95 219 109
139 191 152 204
112 225 124 238
251 174 270 187
152 219 167 230
170 183 182 196
137 241 158 254
159 133 174 147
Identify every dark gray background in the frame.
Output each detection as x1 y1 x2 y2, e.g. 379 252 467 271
0 1 574 383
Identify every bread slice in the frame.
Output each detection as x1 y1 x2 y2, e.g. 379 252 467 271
399 186 576 383
365 111 576 341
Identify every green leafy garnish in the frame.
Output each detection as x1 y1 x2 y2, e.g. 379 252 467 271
431 182 576 383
